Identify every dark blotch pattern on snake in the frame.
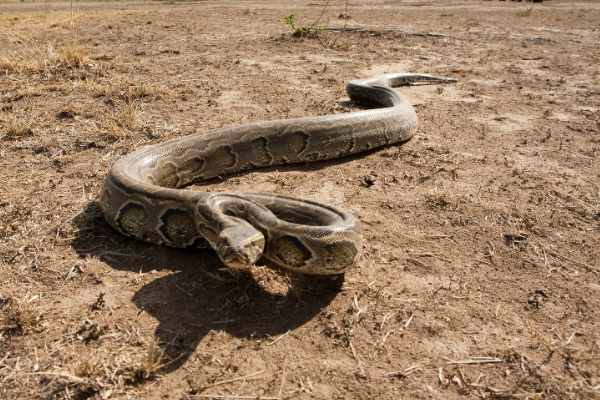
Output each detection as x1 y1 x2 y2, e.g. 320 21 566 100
100 73 456 275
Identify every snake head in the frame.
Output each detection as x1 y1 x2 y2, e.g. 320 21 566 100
215 224 265 269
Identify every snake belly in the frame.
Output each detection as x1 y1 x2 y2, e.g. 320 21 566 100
100 73 456 275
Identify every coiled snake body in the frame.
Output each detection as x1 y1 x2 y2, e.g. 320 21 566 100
100 73 456 275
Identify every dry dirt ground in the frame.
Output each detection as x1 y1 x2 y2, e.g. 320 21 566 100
1 0 599 399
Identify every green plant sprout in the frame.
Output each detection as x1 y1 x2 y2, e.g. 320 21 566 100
283 14 323 37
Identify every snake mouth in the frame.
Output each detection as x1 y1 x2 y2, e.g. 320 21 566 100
216 230 265 268
218 246 260 268
220 257 253 270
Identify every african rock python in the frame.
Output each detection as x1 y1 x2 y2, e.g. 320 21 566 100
100 73 456 275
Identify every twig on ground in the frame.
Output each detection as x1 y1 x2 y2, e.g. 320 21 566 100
386 364 422 377
331 0 349 47
312 0 330 28
398 312 415 332
446 357 503 365
425 234 454 239
323 27 448 37
15 371 85 382
278 356 287 398
349 341 365 376
439 367 449 386
206 370 266 388
175 284 194 297
189 396 278 400
560 145 593 159
267 330 290 346
414 252 453 263
50 206 88 236
546 248 598 274
470 383 508 393
564 331 578 347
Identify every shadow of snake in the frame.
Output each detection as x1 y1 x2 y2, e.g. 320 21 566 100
72 205 342 373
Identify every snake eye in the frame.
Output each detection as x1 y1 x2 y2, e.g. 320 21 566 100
251 240 256 247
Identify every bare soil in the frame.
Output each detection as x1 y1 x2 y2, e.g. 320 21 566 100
1 1 599 399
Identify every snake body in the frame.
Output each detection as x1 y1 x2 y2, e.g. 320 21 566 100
100 73 456 275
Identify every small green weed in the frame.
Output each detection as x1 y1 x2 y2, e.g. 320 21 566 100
519 7 533 17
283 14 322 37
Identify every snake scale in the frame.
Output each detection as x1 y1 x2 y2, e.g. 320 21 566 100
100 73 456 275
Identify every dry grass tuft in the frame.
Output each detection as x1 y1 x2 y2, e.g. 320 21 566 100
518 7 534 17
127 82 166 101
103 118 130 140
0 115 35 138
56 101 78 119
71 338 166 383
0 296 40 335
0 333 166 399
426 191 459 210
509 205 540 234
83 79 111 97
101 100 144 140
0 42 90 74
69 338 166 391
105 81 166 101
450 65 486 76
503 342 600 399
0 54 24 74
120 91 142 131
82 80 154 141
0 26 91 75
542 107 555 119
57 42 89 69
